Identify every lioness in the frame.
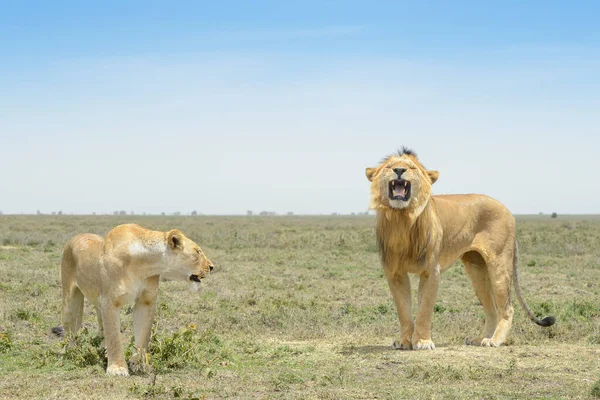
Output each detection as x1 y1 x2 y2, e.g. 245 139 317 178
365 148 554 350
52 223 214 375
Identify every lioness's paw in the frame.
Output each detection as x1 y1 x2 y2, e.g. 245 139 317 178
412 339 436 350
106 364 130 376
392 340 412 350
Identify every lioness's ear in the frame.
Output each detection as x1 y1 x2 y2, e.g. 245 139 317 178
365 168 376 182
167 229 183 250
428 170 440 184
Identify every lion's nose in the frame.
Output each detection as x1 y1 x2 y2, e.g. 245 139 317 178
209 264 214 272
393 168 406 177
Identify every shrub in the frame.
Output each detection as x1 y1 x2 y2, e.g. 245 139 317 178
0 332 13 353
149 325 226 372
61 328 107 368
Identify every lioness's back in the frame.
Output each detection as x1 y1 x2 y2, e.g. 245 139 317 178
63 233 104 266
61 234 104 293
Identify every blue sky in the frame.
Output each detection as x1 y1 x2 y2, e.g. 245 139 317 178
1 1 599 214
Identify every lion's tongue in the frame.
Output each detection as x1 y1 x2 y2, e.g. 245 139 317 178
394 182 406 198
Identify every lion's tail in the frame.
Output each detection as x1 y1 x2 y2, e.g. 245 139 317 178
512 240 556 327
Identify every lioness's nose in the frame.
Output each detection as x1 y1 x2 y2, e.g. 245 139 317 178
209 264 214 272
393 168 406 177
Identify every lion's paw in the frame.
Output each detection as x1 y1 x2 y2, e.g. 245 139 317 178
466 337 499 347
392 340 412 350
412 339 436 350
106 364 130 376
480 338 500 348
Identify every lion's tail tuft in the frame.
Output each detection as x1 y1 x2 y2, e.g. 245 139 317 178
537 316 556 327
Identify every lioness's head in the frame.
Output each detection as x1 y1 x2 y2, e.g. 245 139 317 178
164 229 214 282
365 148 439 213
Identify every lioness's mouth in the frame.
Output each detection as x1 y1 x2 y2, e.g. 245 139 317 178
389 179 411 201
189 274 201 282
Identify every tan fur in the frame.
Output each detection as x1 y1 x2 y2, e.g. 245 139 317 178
57 224 214 376
366 149 554 350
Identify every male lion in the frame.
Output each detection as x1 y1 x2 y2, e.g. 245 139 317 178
52 223 214 376
365 148 554 350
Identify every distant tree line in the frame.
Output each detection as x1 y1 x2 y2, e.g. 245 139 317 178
18 209 374 217
244 210 372 216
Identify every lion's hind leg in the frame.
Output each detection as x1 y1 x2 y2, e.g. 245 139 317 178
482 253 514 347
462 251 498 346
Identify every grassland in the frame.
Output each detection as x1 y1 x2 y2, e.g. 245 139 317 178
0 215 599 399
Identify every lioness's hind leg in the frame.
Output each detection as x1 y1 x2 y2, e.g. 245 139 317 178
463 255 498 346
62 286 84 337
95 306 105 346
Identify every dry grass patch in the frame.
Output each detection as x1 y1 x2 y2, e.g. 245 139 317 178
0 215 599 399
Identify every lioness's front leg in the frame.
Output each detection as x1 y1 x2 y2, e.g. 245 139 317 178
130 276 159 374
412 264 440 350
386 272 414 350
101 301 129 376
132 276 159 350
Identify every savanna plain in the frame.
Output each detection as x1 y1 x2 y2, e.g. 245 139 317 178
0 215 599 399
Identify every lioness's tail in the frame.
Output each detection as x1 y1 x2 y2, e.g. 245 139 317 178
51 238 81 337
51 326 65 337
513 241 556 327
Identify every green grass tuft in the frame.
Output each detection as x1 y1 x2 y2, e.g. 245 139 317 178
592 380 600 398
0 332 14 353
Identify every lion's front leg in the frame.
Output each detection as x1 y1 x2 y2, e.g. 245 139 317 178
412 264 440 350
386 273 414 350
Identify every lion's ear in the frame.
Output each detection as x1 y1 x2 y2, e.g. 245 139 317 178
428 170 440 184
167 229 183 250
365 168 376 182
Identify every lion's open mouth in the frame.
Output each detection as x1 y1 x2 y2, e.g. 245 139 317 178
189 274 201 282
389 179 411 201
